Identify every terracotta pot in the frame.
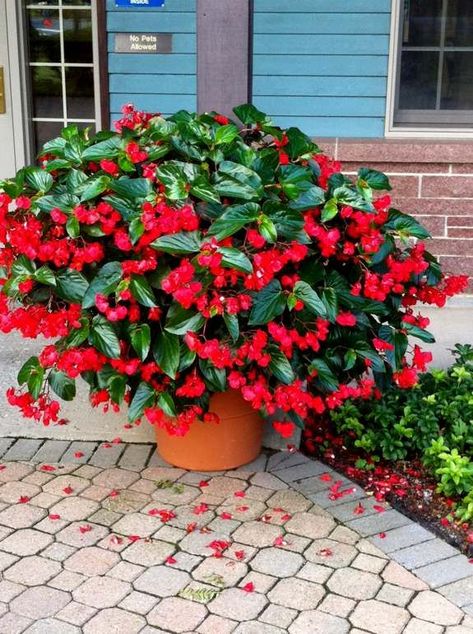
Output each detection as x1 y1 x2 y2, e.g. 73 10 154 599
154 389 263 471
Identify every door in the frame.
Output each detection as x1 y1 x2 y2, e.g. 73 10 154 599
0 0 100 181
0 0 21 179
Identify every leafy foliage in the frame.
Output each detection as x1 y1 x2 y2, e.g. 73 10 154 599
0 104 466 435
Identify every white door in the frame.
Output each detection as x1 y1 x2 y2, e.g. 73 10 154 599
0 0 20 179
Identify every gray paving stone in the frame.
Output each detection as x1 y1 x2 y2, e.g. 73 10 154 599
0 438 15 458
403 618 443 634
350 599 410 633
148 596 207 632
32 441 70 464
119 444 153 470
72 576 130 608
134 565 190 597
370 523 436 554
89 443 125 468
267 452 310 472
268 577 325 610
325 496 385 523
4 555 61 586
392 538 459 569
234 623 285 633
308 482 367 509
119 590 157 615
208 587 268 621
291 473 336 494
250 547 304 577
61 442 99 464
23 617 80 634
409 590 463 625
10 586 71 619
3 439 44 461
289 610 350 633
439 577 473 608
327 567 382 600
0 527 53 556
0 612 33 634
275 460 327 483
197 614 238 634
414 554 473 588
55 601 97 626
347 509 411 536
83 607 146 633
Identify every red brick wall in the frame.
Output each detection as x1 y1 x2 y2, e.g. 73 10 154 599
320 139 473 292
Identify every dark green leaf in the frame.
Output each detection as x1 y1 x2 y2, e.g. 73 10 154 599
156 164 188 200
24 167 53 193
378 325 409 368
48 370 76 401
56 269 89 302
308 358 339 392
103 195 137 221
109 375 127 404
358 167 391 191
157 392 177 417
384 209 431 240
179 344 196 371
214 160 263 200
190 176 221 204
288 185 325 211
285 127 317 159
249 279 286 325
110 177 152 200
82 262 122 308
153 331 180 379
18 356 41 385
218 247 253 274
165 305 205 335
36 193 78 214
321 288 338 322
63 318 90 347
89 315 121 359
130 275 157 307
293 281 327 317
214 124 240 145
268 347 295 384
321 199 339 222
354 342 386 373
207 202 260 240
344 349 357 371
128 381 155 422
12 255 35 276
259 216 277 243
82 136 122 161
76 175 111 202
223 312 239 342
333 185 375 213
129 323 151 361
402 322 436 343
151 231 202 255
199 359 226 392
129 218 144 244
34 266 56 286
66 215 80 238
232 103 267 125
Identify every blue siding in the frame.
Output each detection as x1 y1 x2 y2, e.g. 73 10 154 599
107 0 196 125
252 0 391 138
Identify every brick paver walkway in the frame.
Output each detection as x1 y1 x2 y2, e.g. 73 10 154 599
0 439 472 633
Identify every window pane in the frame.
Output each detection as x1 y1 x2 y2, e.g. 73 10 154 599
446 0 473 46
402 0 442 47
65 67 95 119
28 9 61 63
398 51 439 109
32 66 63 118
441 52 473 110
34 121 64 154
63 9 93 63
63 0 91 4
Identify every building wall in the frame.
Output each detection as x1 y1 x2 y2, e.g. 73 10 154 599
252 0 391 137
106 0 196 125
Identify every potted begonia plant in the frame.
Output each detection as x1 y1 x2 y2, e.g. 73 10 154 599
0 104 467 470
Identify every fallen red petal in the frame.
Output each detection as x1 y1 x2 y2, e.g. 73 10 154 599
18 496 30 504
242 582 255 592
320 473 333 482
63 486 74 495
317 548 333 557
110 535 123 545
379 532 387 539
220 512 233 520
74 451 84 458
165 555 177 565
40 465 56 472
199 480 209 488
79 525 92 534
234 550 246 561
127 535 141 542
234 491 246 498
49 514 61 520
193 503 209 515
373 505 386 513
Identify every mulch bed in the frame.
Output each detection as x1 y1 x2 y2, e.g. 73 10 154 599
302 417 473 557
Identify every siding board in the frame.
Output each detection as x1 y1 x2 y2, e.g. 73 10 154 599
254 0 391 13
252 0 390 138
107 1 196 125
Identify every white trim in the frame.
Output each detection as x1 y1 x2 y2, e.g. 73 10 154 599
385 0 473 140
5 0 30 169
91 0 101 130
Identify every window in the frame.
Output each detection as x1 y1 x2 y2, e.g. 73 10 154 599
24 0 99 154
393 0 473 129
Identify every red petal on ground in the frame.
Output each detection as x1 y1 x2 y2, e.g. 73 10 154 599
353 502 365 515
110 535 123 545
193 503 209 515
234 491 246 498
317 548 333 557
74 452 84 458
79 525 92 534
186 522 197 533
49 514 61 520
63 486 74 495
199 480 209 488
18 496 30 504
236 506 249 512
220 512 233 520
40 465 56 472
242 582 254 592
379 532 387 539
320 474 333 482
127 535 141 542
111 437 122 444
234 550 246 560
165 556 177 564
373 505 386 513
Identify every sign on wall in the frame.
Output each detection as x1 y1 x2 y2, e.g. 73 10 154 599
115 33 172 53
115 0 165 7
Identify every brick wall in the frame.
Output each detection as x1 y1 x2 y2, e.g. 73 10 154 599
320 139 473 293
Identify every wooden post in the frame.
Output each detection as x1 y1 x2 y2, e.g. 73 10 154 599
197 0 252 119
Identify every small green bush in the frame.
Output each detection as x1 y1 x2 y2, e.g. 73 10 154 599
330 344 473 520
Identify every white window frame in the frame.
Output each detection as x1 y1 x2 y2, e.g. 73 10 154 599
22 0 102 160
385 0 473 139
